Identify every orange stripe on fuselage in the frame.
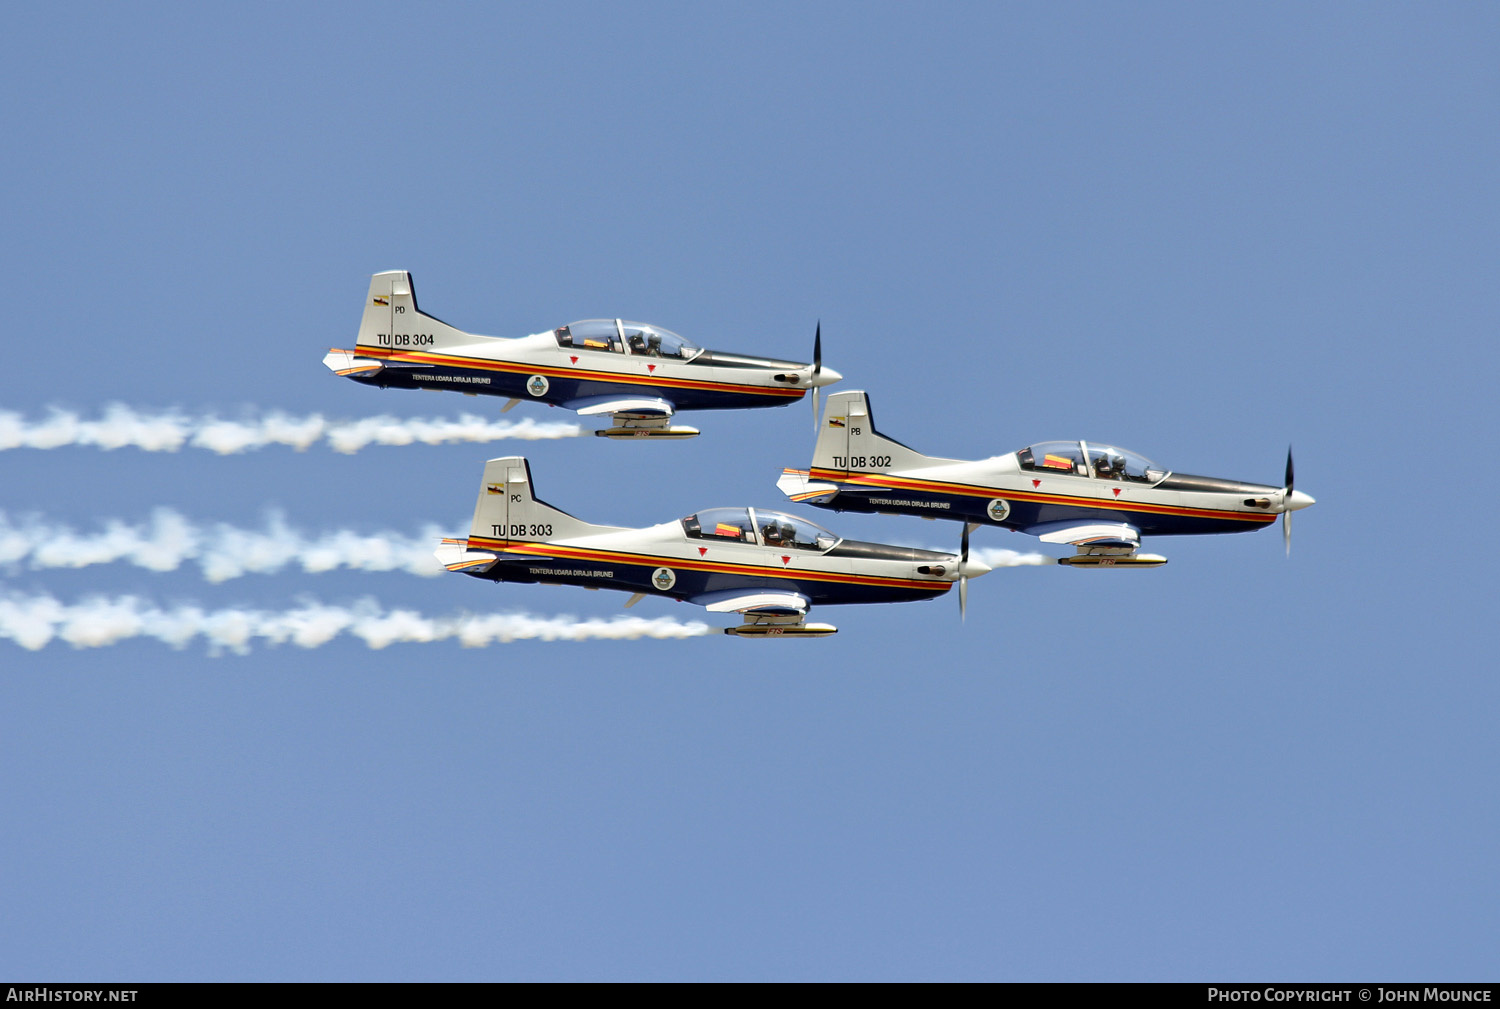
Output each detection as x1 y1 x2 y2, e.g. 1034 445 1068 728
349 346 805 399
806 467 1276 525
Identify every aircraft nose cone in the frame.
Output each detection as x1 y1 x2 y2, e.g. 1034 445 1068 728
960 556 993 579
810 365 842 387
1286 489 1315 512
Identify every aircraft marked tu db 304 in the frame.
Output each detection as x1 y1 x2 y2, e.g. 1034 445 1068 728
779 391 1315 568
324 271 841 439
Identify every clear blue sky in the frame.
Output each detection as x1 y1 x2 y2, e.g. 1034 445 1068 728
2 2 1496 981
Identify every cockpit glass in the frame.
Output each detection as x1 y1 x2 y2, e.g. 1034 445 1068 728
1016 441 1166 484
681 508 756 543
619 322 700 360
679 508 839 550
555 319 621 352
1016 441 1086 475
1084 442 1166 484
555 320 701 360
749 509 840 552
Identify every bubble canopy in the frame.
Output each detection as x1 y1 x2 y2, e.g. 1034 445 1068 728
680 508 840 551
553 320 702 360
1016 441 1167 484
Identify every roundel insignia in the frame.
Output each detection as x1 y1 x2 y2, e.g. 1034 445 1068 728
526 375 550 397
651 567 677 591
986 498 1011 523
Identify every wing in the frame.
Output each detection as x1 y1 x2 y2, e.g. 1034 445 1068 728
691 589 836 637
688 589 811 616
1023 521 1141 549
568 395 700 439
776 468 840 504
564 395 676 418
1023 520 1169 568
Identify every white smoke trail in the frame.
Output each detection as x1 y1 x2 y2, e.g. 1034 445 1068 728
971 547 1053 567
0 592 713 653
0 508 448 581
908 542 1053 566
0 405 581 454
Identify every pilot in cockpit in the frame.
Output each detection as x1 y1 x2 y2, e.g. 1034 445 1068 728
1094 454 1123 480
646 334 662 356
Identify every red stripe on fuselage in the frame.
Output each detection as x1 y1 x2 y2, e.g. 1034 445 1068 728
466 537 946 591
807 467 1276 525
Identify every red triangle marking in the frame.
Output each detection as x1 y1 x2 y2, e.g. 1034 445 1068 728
569 355 578 364
647 364 656 373
781 555 791 566
1113 488 1121 497
698 547 707 556
1032 479 1041 488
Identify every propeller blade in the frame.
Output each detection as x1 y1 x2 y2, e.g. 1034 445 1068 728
811 321 822 433
1283 445 1294 557
959 524 970 622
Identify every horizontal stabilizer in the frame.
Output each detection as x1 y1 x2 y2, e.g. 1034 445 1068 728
433 539 498 573
776 468 840 504
322 349 384 377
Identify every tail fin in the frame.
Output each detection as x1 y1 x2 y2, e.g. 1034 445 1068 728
812 391 942 475
356 270 479 353
469 456 610 543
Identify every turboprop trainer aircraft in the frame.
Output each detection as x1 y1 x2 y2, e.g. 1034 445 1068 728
779 391 1315 568
323 270 842 439
435 456 993 637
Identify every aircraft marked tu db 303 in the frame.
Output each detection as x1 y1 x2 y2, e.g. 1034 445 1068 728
434 456 994 637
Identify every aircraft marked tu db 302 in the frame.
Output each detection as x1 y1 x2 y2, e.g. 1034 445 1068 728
779 391 1315 568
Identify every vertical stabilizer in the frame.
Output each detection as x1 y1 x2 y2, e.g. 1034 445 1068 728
356 270 477 353
469 457 608 543
812 391 939 475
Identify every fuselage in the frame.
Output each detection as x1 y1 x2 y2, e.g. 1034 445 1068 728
336 330 821 413
452 518 959 607
797 450 1285 537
